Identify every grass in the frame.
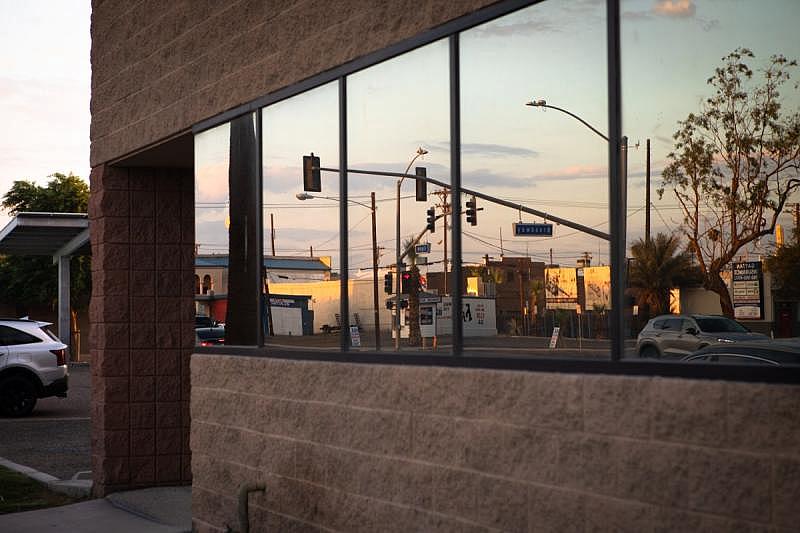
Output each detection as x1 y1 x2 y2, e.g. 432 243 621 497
0 465 82 514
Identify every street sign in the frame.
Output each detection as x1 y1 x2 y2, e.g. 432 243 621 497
513 222 553 237
415 243 431 254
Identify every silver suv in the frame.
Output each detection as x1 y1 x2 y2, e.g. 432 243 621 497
0 319 69 416
636 314 769 359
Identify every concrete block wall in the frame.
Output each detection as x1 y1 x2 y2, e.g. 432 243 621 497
89 0 496 166
89 165 195 496
191 354 800 532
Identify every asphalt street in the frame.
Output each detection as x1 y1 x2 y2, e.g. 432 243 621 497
0 364 91 480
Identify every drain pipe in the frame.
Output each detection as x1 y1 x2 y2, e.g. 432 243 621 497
238 482 266 533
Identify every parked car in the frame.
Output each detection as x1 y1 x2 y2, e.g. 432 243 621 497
195 315 217 328
0 319 68 416
636 314 769 358
196 325 225 347
683 342 800 366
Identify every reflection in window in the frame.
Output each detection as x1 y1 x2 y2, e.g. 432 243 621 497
194 113 260 346
262 82 339 348
623 0 800 360
347 39 451 351
460 0 609 357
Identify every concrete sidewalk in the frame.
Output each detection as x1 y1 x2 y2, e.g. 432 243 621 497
0 486 192 533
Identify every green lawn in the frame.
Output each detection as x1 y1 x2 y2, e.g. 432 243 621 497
0 465 82 514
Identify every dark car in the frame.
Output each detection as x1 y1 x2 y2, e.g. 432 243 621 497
195 315 217 328
682 342 800 366
196 326 225 347
636 314 769 358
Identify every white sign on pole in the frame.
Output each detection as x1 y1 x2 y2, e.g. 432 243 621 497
349 326 361 347
549 326 560 348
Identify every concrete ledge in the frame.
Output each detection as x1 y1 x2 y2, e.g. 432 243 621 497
0 456 92 498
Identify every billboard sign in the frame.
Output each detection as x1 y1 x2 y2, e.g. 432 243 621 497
545 267 578 309
732 261 763 320
583 266 611 311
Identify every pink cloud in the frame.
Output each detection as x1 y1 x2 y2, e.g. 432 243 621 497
653 0 696 18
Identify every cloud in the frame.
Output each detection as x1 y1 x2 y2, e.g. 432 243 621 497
470 18 561 38
653 0 696 18
463 169 538 188
427 141 537 158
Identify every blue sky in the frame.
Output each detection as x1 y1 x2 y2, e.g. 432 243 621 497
0 0 91 227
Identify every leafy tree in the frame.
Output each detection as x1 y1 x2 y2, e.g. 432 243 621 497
660 48 800 317
0 173 90 313
629 233 699 316
765 229 800 298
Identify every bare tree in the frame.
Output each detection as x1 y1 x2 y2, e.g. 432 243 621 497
660 48 800 316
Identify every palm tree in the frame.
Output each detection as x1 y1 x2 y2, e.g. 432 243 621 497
403 238 422 345
629 233 699 317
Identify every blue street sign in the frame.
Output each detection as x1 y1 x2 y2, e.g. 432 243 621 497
513 222 553 237
415 243 431 254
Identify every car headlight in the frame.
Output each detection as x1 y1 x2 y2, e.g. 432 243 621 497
716 338 735 343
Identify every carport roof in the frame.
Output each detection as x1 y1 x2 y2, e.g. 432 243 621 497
0 212 89 257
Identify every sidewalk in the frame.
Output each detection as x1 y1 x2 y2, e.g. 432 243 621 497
0 486 192 533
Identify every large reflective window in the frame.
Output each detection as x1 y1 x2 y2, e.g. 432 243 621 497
262 82 340 350
194 113 260 346
347 40 451 352
623 0 800 364
460 0 609 357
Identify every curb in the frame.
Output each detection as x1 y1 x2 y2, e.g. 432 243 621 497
0 456 92 498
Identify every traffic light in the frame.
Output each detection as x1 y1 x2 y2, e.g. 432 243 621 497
415 167 427 201
384 272 393 294
385 300 394 310
399 300 409 309
466 196 477 226
426 207 436 233
401 271 412 294
302 153 321 192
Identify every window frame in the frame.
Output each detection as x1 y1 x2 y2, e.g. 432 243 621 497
190 0 800 384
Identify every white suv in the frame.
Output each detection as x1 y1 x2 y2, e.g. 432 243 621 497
0 319 69 416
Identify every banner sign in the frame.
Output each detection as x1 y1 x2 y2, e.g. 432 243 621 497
732 261 763 320
545 267 578 309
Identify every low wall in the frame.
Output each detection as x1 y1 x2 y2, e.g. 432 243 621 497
191 354 799 532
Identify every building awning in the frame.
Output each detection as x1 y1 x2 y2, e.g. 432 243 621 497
0 212 89 257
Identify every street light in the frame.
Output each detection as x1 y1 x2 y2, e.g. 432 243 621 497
525 98 628 359
396 147 428 350
296 191 382 350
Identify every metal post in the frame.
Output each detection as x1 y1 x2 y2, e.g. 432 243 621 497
371 192 381 350
339 76 349 352
57 255 71 359
450 33 463 355
646 138 651 243
607 0 625 361
395 180 402 350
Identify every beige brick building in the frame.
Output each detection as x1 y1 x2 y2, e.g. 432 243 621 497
89 0 800 531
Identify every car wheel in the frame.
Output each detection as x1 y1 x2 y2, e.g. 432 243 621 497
0 376 38 417
639 345 660 359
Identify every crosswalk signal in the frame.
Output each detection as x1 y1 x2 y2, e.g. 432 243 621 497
384 272 393 294
426 207 436 233
466 196 478 226
302 153 321 192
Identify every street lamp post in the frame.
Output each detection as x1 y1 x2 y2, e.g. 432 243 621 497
525 98 628 358
296 191 381 350
395 147 428 350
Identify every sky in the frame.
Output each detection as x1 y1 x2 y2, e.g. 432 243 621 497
0 0 92 227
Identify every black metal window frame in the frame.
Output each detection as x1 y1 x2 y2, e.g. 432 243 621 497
191 0 800 385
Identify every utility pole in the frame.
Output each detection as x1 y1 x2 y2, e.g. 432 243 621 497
270 213 276 256
646 138 651 243
433 189 450 295
371 192 381 351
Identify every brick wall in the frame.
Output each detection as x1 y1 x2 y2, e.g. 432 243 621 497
89 0 496 166
89 165 195 495
190 354 800 532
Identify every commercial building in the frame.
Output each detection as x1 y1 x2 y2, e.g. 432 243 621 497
89 1 800 530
